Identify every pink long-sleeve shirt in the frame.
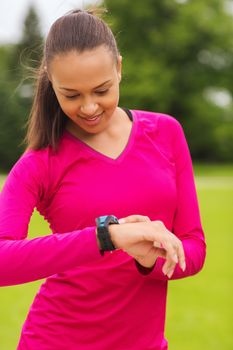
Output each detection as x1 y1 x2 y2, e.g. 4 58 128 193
0 110 206 350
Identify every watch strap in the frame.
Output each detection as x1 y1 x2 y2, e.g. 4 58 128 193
95 215 119 255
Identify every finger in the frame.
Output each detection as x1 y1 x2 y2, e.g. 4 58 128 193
154 247 175 276
164 240 185 277
163 253 177 276
149 224 178 265
162 258 176 276
160 237 178 265
167 266 175 279
164 254 177 278
154 247 166 258
177 241 186 271
119 215 150 224
153 241 164 249
167 233 186 272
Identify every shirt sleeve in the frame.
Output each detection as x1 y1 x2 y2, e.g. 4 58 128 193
0 152 102 287
139 116 206 280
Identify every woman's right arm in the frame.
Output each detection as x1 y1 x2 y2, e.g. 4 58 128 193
0 154 102 287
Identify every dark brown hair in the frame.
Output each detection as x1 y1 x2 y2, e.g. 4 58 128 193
25 9 119 150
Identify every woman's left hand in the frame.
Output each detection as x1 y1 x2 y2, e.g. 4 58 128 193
118 215 161 268
119 215 179 277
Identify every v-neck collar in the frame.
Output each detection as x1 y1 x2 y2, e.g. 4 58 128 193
63 109 138 165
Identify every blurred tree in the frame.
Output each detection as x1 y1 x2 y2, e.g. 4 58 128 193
0 5 43 171
0 1 232 170
9 5 43 78
105 0 233 161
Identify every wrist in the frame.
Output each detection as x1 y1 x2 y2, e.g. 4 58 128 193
108 224 120 249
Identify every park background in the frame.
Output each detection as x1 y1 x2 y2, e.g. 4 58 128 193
0 0 232 349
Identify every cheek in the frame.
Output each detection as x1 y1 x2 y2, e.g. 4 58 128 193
57 97 79 117
105 88 119 109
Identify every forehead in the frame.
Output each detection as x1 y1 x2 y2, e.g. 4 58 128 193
49 46 116 88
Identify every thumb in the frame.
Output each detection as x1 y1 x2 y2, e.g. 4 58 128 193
119 215 151 224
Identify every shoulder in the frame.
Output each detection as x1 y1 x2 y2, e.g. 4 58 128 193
11 147 49 179
130 109 189 168
131 109 184 139
3 135 81 209
4 148 50 201
13 133 74 176
12 136 74 189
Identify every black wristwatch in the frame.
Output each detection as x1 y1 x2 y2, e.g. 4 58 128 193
95 215 119 255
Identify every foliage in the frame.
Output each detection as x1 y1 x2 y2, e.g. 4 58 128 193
0 1 233 171
0 5 43 171
105 0 233 161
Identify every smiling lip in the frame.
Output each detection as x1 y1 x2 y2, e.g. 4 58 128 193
80 113 103 126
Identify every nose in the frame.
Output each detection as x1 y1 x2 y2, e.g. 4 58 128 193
80 99 98 117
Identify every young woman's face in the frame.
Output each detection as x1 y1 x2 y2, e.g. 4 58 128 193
49 46 122 136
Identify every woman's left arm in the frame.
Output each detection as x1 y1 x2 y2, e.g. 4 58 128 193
149 118 206 280
122 117 206 279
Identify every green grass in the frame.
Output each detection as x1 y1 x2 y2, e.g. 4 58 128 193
166 171 233 350
193 162 233 176
0 164 233 349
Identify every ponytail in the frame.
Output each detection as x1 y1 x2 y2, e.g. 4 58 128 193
25 59 66 150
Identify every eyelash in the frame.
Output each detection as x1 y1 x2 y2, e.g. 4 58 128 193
65 95 79 100
96 89 108 95
65 90 109 100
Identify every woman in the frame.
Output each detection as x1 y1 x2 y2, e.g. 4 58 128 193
0 9 206 350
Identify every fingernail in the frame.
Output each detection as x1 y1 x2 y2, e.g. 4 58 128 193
119 218 125 224
167 271 173 278
181 261 186 271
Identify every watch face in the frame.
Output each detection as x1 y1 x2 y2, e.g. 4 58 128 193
106 215 119 225
95 216 107 226
95 215 119 227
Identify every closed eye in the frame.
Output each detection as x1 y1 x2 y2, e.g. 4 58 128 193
64 89 109 99
65 94 80 100
95 89 109 95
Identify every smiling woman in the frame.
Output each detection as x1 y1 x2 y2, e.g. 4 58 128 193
49 47 122 137
0 8 205 350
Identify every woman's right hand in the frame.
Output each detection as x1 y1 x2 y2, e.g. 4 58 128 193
109 218 186 277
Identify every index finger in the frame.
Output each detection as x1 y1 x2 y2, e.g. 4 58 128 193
159 236 179 265
177 241 186 271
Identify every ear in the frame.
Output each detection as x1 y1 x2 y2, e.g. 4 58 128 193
116 55 122 82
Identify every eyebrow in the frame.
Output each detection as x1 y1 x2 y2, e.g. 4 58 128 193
59 79 112 92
